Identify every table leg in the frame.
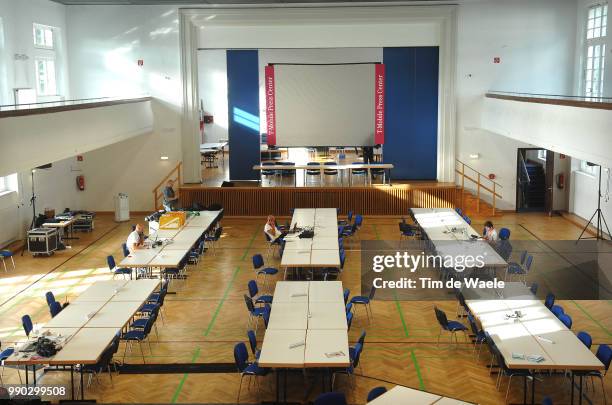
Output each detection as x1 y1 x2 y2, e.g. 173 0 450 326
80 363 84 400
579 375 583 405
571 373 575 404
531 373 535 404
24 364 29 385
523 375 527 404
70 365 75 400
388 169 392 186
33 364 36 385
276 368 280 403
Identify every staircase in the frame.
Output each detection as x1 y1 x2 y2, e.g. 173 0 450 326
521 163 546 209
455 159 502 217
457 188 499 218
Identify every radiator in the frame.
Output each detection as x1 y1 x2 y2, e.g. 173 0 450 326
0 205 20 248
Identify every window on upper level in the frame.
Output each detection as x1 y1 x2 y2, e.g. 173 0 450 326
584 3 608 98
0 174 17 194
35 58 57 96
33 23 55 49
537 150 547 161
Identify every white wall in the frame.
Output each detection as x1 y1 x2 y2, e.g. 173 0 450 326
0 0 69 105
66 5 183 211
569 160 612 234
197 50 228 144
456 0 578 210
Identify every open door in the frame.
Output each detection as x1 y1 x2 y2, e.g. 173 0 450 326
516 148 553 213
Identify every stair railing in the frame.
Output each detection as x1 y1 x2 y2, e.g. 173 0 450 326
153 161 182 210
517 154 530 208
455 159 502 215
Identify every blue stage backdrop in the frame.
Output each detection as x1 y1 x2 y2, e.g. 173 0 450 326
383 47 439 180
227 50 261 181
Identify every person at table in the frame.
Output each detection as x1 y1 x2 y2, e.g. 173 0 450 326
264 215 286 242
127 224 146 253
163 179 179 211
362 145 374 164
483 221 498 242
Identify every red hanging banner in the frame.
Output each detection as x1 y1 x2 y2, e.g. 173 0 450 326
374 64 385 144
264 65 276 146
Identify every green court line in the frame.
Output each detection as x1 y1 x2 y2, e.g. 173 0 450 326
170 346 201 403
571 300 612 337
410 349 426 390
373 224 381 240
393 291 409 338
203 266 241 337
240 226 260 261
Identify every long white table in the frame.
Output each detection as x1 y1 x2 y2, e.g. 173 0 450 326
258 281 349 402
281 208 340 274
465 283 604 403
367 385 474 404
120 210 222 270
411 208 507 268
5 279 161 400
253 162 394 186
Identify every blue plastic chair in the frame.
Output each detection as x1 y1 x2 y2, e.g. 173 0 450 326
45 291 56 307
244 295 266 332
323 161 339 185
121 312 157 363
350 162 367 185
499 228 511 240
343 288 350 305
338 211 353 226
468 314 486 358
107 255 132 279
22 315 33 337
572 344 612 403
314 392 347 405
0 344 16 384
345 302 353 314
463 215 472 225
346 311 354 331
367 387 387 402
544 293 555 309
577 331 592 349
550 305 565 318
247 280 273 305
530 282 538 296
332 342 363 389
49 301 62 318
434 307 468 345
247 330 261 360
261 161 279 185
493 344 533 403
121 243 130 257
305 162 322 186
350 286 376 323
252 254 278 291
234 342 268 403
0 250 15 272
559 313 572 329
541 397 553 405
455 207 463 216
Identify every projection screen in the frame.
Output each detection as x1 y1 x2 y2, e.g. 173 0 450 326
265 63 385 147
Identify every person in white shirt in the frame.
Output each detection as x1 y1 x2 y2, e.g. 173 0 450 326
127 224 146 253
483 221 498 242
264 215 286 242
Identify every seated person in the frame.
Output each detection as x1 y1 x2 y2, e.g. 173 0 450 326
264 215 286 242
127 223 146 253
483 220 498 242
163 179 179 211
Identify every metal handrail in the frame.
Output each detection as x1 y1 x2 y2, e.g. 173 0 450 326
153 162 182 210
0 94 150 110
455 159 502 215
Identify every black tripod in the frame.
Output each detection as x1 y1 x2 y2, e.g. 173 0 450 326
577 165 611 241
21 170 38 256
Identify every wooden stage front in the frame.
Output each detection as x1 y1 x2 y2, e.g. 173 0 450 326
179 182 458 216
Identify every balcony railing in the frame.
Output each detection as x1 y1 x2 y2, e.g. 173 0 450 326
486 91 612 110
0 95 151 118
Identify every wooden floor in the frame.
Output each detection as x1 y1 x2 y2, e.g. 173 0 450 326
0 212 610 404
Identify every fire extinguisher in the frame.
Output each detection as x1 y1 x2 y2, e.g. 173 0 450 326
556 173 564 189
76 175 85 191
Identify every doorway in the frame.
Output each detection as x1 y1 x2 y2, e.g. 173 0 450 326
516 148 553 213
